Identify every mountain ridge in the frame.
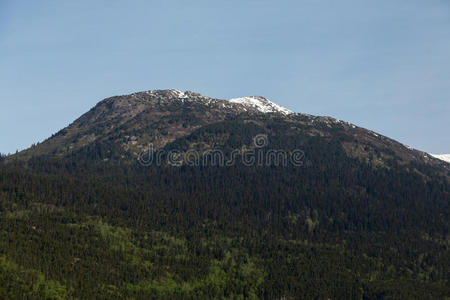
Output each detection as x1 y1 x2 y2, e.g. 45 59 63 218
9 89 449 176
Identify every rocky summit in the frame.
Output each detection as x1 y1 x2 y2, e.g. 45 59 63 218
13 90 450 174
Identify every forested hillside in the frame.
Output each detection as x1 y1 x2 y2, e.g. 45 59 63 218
0 91 449 299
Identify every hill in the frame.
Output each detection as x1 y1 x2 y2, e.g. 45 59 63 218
0 90 449 299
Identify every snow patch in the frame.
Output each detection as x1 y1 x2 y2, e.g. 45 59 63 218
170 90 188 99
144 89 188 99
229 96 293 115
430 154 450 163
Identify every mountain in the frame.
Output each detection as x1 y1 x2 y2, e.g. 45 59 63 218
15 90 290 159
431 154 450 164
12 89 450 173
1 90 449 299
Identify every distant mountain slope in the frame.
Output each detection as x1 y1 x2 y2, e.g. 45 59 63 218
431 154 450 164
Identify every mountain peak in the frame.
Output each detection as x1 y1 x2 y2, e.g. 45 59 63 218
11 89 449 175
229 96 293 115
127 90 294 115
132 89 189 99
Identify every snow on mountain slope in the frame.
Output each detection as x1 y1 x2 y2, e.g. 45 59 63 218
431 154 450 163
229 96 293 115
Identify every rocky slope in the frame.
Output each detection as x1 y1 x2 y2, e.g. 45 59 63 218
12 89 450 175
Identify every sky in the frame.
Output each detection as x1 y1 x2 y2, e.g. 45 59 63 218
1 0 449 154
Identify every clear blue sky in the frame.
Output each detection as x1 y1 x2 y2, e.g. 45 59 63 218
1 0 449 154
